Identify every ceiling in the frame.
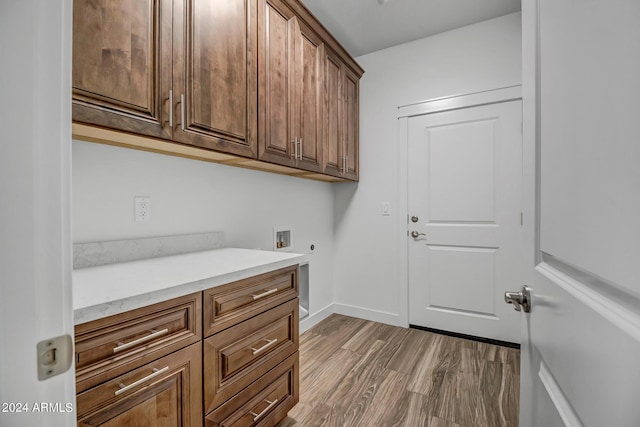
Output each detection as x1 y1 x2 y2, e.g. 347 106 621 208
300 0 521 57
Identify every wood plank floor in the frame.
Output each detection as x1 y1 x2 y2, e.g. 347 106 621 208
278 314 520 427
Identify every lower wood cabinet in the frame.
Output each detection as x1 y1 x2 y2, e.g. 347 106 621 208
205 352 299 427
76 342 202 427
204 299 299 413
75 266 300 426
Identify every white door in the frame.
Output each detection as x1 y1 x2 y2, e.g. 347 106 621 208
408 99 523 343
0 1 75 426
518 0 640 425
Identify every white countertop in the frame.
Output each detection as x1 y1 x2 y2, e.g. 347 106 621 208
73 248 305 325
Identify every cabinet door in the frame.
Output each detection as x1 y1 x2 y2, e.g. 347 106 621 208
173 0 257 158
343 66 359 181
322 48 343 177
292 20 323 173
72 0 172 140
257 0 297 167
76 342 202 427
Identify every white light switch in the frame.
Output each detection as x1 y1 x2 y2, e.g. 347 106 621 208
382 201 391 216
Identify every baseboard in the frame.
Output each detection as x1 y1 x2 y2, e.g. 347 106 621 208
333 303 403 327
299 304 334 334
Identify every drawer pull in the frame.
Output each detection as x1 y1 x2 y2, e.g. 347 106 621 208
113 328 169 354
115 366 169 396
250 338 278 355
250 399 278 421
251 288 278 300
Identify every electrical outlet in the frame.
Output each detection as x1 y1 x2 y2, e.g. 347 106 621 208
135 197 151 222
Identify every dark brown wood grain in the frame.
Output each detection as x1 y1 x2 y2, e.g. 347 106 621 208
203 265 298 337
205 353 299 427
293 19 323 172
204 299 299 414
279 314 520 427
322 47 343 177
257 0 298 167
72 0 173 139
77 342 202 426
74 292 201 393
343 67 359 180
172 0 258 158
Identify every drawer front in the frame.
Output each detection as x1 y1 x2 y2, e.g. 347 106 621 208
205 352 299 427
204 299 299 413
75 292 201 392
77 342 202 426
204 266 298 337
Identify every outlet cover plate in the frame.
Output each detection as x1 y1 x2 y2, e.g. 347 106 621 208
135 197 151 222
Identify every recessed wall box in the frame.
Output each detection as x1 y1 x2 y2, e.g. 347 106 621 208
273 227 293 251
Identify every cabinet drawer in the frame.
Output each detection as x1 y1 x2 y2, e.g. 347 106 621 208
77 342 202 426
75 292 201 392
205 352 299 427
204 266 298 337
204 299 298 413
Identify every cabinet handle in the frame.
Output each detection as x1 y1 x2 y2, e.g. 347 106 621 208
298 138 303 160
168 90 173 128
251 288 278 300
250 338 278 355
115 366 169 396
291 138 298 159
113 328 169 354
249 399 279 422
342 155 347 173
180 94 185 131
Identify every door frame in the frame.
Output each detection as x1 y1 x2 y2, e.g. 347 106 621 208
396 85 525 328
0 1 75 425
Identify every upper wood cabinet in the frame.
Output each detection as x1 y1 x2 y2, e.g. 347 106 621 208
256 0 297 167
293 19 324 173
73 0 257 157
172 0 257 157
257 0 324 173
73 0 362 180
322 47 359 180
72 0 173 140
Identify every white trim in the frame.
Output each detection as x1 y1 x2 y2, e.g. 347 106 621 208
333 303 403 327
299 303 334 334
538 361 584 427
536 262 640 343
397 116 410 328
397 85 522 118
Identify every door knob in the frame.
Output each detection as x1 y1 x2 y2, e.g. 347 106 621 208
504 286 531 313
411 215 419 223
410 231 426 238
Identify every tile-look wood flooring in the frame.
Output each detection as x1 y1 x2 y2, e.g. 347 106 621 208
278 314 520 427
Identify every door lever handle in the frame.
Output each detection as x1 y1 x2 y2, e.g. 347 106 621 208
504 286 531 313
410 231 426 238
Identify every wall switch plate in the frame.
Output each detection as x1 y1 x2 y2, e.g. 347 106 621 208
382 201 391 216
135 197 151 222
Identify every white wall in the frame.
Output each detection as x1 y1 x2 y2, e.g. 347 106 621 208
332 13 522 325
73 141 334 317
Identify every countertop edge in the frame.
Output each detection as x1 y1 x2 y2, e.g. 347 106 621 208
73 253 305 325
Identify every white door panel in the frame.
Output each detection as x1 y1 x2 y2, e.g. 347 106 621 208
428 119 497 222
520 0 640 425
408 100 523 343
